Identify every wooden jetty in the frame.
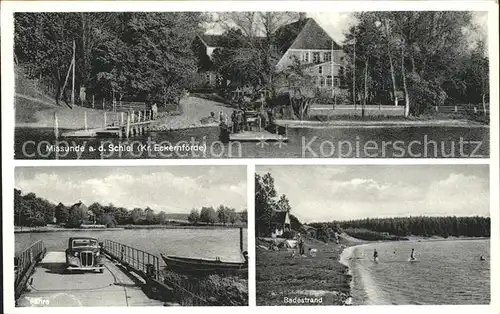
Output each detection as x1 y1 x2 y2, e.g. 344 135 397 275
59 109 155 139
15 240 176 307
222 110 289 142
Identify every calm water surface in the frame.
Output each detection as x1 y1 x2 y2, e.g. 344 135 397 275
15 126 489 159
15 228 248 263
349 240 490 305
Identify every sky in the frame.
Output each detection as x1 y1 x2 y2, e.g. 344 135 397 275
206 11 488 45
257 165 489 223
15 166 247 213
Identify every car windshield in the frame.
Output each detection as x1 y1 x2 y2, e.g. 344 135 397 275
72 239 98 247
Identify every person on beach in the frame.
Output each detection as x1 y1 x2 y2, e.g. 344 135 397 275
298 235 305 256
410 248 416 261
373 249 379 262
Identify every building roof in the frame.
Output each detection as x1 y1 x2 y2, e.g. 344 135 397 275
199 34 223 47
199 18 340 52
274 18 341 53
271 211 289 224
69 201 87 212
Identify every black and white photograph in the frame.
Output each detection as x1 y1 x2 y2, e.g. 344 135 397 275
12 10 490 159
13 166 248 307
255 165 490 305
2 1 499 314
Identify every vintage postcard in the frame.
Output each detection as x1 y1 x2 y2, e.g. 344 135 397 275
8 9 493 159
255 165 491 306
1 1 498 314
13 166 248 307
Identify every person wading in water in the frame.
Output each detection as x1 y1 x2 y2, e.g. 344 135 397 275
410 248 416 261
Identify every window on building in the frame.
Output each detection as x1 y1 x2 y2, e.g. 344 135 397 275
324 52 332 62
313 52 320 63
319 77 325 87
318 66 323 74
334 77 340 87
304 52 310 63
326 75 332 87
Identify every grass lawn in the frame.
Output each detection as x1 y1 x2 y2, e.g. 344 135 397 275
256 240 351 306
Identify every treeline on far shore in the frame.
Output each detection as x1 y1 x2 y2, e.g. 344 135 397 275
310 216 490 241
14 188 247 228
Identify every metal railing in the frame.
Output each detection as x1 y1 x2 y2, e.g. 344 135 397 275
15 240 46 298
101 239 161 281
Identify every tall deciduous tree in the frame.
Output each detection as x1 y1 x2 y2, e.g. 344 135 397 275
213 12 300 93
200 206 217 224
188 209 201 224
255 173 277 236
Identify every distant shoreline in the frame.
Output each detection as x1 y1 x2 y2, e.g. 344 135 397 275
274 119 489 129
15 224 247 233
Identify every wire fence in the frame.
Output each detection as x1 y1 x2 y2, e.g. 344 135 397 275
434 103 490 115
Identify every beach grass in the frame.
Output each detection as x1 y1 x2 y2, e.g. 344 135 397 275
256 240 351 306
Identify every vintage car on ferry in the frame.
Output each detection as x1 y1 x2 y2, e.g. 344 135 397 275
65 237 104 273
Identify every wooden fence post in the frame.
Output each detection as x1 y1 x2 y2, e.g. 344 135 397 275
126 114 130 138
84 111 88 131
54 112 59 139
104 112 107 128
121 112 124 126
240 227 243 252
454 105 458 113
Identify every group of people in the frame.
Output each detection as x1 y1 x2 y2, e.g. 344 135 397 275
290 234 307 258
373 248 416 262
230 110 247 133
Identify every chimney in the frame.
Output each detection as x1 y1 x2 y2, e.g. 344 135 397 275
299 12 306 21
